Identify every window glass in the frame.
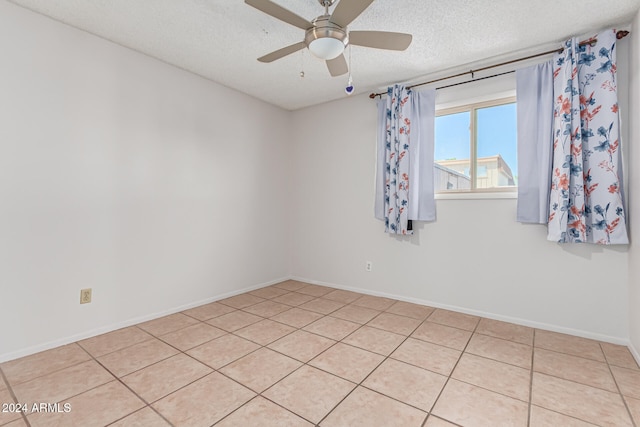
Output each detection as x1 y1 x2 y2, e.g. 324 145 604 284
434 98 516 193
476 103 517 188
434 111 471 191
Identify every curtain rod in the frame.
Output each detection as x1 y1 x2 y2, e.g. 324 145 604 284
368 30 629 99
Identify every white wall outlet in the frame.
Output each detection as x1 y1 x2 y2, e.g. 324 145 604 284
365 261 372 272
80 288 92 304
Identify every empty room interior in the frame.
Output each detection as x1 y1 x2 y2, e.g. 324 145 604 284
2 0 640 426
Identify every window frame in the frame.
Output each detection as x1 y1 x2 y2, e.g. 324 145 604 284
435 96 517 196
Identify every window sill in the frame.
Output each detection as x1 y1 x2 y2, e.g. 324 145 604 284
435 191 517 200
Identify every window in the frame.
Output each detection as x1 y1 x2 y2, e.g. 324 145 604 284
434 97 517 193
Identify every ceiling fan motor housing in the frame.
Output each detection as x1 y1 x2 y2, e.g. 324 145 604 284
305 15 348 59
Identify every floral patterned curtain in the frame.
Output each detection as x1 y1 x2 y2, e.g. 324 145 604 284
547 29 628 244
383 85 412 234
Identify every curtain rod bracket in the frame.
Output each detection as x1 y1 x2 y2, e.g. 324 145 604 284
617 30 629 39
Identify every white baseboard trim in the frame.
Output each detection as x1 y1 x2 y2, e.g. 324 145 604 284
630 341 640 367
0 276 290 363
291 275 632 347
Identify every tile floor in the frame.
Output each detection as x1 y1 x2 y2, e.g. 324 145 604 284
1 280 639 427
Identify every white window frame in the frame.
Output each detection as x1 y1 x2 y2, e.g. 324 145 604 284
435 96 518 199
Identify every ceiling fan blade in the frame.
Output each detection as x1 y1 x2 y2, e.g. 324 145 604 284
245 0 312 30
326 54 348 77
330 0 374 28
349 31 412 50
258 41 306 63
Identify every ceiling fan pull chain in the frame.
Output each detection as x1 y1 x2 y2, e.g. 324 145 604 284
345 45 354 95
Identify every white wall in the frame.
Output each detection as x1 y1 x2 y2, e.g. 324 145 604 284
0 2 291 361
628 11 640 360
291 88 630 342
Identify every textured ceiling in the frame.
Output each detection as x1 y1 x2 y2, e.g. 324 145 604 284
7 0 640 110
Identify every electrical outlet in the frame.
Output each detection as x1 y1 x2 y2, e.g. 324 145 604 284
365 261 372 272
80 288 92 304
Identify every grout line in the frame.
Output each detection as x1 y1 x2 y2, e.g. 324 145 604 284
0 366 32 427
422 314 480 425
527 329 536 427
601 342 638 427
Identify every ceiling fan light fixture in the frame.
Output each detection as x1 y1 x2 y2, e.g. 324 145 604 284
308 37 345 60
305 16 348 60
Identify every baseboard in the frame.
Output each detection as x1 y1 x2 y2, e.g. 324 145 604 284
290 275 631 346
0 276 290 363
630 341 640 367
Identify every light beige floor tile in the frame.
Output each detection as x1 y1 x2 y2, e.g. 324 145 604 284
531 372 633 426
4 418 28 427
78 326 153 357
12 360 114 405
137 313 199 336
273 280 307 291
187 334 260 369
411 322 472 351
601 343 639 369
322 289 363 304
271 307 324 328
298 298 345 315
529 405 599 426
159 322 225 351
534 347 616 392
303 316 361 341
352 295 396 311
249 286 290 300
97 338 178 377
321 386 426 427
432 379 528 427
452 353 530 401
535 330 605 362
1 344 90 385
234 319 296 346
218 293 266 309
427 309 480 331
295 284 333 297
217 396 313 427
242 300 292 317
263 365 354 424
121 353 212 403
625 396 640 425
110 407 172 427
466 334 532 369
220 348 302 393
611 365 640 399
343 326 405 356
309 342 384 383
363 359 447 411
205 310 263 332
272 292 316 306
367 312 421 335
424 416 459 426
476 318 534 345
0 388 21 425
330 305 381 324
391 338 461 376
268 330 336 363
181 302 236 321
386 301 435 320
27 381 144 427
0 378 6 391
152 372 255 427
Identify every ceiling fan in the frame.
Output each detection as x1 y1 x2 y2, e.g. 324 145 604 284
245 0 413 77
